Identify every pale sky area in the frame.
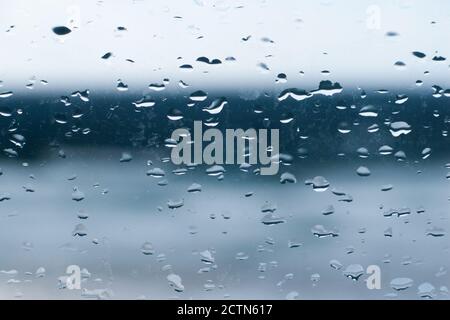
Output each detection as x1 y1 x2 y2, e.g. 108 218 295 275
1 0 450 94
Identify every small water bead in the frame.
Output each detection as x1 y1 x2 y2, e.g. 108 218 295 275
167 274 184 292
52 26 71 35
77 210 89 220
119 152 133 162
390 121 412 137
311 225 339 238
203 97 227 114
379 145 393 155
390 277 413 291
0 106 12 117
432 55 446 62
280 172 297 184
394 151 406 161
356 166 371 177
359 105 379 117
72 223 87 237
187 183 202 193
381 184 393 191
133 98 156 108
179 64 193 71
330 260 343 270
148 83 166 91
286 291 299 300
35 267 46 278
172 168 187 175
261 213 285 225
343 264 364 280
276 73 287 83
321 205 335 216
337 122 351 134
167 199 184 209
167 108 184 121
189 90 208 102
368 124 379 133
278 88 312 101
394 61 406 70
206 165 225 176
141 242 155 255
235 252 249 260
147 168 165 178
417 282 436 299
357 147 369 158
157 179 169 186
199 250 215 264
288 240 302 248
10 134 26 148
383 207 411 218
257 62 270 72
280 113 294 124
305 176 330 192
412 51 426 58
426 226 446 237
394 94 408 104
422 148 432 159
71 187 85 201
0 91 13 99
384 227 393 237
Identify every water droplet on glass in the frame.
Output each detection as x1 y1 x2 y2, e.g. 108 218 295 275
343 264 364 280
390 277 414 291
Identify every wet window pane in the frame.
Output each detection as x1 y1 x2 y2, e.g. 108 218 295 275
0 0 449 300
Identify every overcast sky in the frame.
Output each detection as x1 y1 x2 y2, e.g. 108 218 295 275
1 0 450 94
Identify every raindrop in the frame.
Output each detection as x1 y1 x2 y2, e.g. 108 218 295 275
343 264 364 280
0 91 13 98
417 283 436 299
390 277 413 291
148 83 166 91
203 97 227 114
261 213 285 225
422 148 431 159
321 205 335 216
141 242 155 255
311 225 339 238
200 250 215 264
307 176 330 192
116 80 128 91
190 90 208 102
381 184 393 191
101 52 113 60
330 260 343 270
394 94 408 104
72 223 87 237
119 152 133 162
206 165 225 176
356 166 371 177
187 183 202 193
280 172 297 184
71 187 85 201
167 199 184 209
426 226 446 237
359 105 379 117
167 108 183 121
52 26 71 35
167 274 184 292
394 61 406 70
412 51 426 58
